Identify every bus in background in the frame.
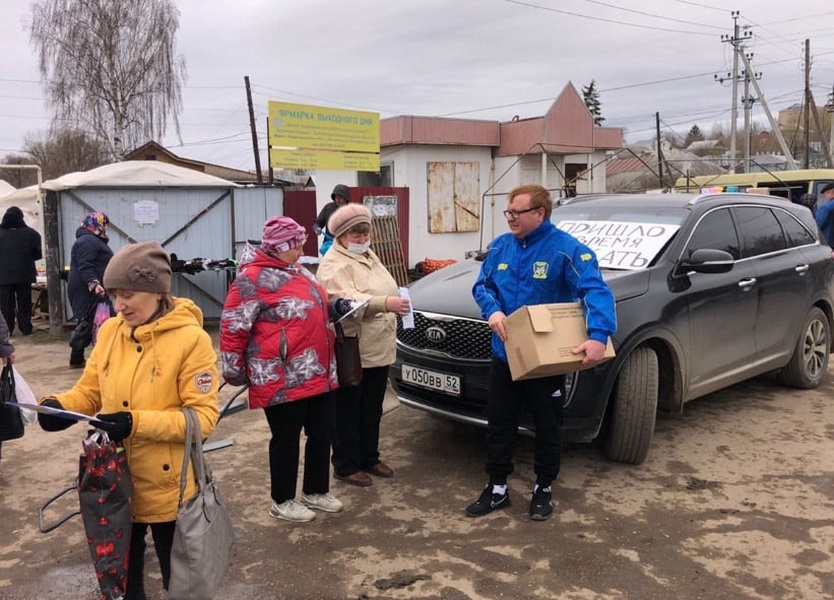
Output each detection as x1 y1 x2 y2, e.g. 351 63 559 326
673 169 834 212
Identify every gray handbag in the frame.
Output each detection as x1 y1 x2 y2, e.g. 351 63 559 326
168 408 236 600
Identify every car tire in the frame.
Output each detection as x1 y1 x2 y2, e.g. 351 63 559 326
777 306 830 389
604 346 659 465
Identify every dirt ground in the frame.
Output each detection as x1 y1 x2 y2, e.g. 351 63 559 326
1 325 834 600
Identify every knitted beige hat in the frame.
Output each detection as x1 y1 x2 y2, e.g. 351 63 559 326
327 203 372 238
104 241 172 293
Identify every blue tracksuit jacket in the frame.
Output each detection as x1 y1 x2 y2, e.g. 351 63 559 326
473 220 616 363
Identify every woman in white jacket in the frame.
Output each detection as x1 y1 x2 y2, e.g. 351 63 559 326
316 204 410 487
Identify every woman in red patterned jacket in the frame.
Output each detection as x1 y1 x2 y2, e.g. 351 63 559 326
220 216 342 523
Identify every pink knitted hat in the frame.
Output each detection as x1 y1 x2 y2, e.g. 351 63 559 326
261 216 308 254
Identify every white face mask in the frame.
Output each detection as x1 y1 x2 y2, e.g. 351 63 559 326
347 241 371 254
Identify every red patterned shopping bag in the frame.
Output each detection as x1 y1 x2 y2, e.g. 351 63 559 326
77 431 133 600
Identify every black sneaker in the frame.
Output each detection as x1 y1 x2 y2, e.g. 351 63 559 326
465 485 510 517
529 488 553 521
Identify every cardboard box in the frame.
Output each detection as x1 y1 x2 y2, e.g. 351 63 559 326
504 302 615 381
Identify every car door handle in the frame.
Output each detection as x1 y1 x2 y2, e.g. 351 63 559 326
738 278 757 290
795 264 810 275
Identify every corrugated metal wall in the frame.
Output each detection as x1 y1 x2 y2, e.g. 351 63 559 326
55 185 283 321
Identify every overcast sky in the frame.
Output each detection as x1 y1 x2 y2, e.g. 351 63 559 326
2 0 833 173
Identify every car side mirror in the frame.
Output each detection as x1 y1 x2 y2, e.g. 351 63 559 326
677 248 735 275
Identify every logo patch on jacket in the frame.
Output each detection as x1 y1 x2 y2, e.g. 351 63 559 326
195 371 214 393
498 263 508 270
532 262 548 279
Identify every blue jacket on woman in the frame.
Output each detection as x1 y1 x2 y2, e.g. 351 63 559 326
473 220 617 363
67 227 113 318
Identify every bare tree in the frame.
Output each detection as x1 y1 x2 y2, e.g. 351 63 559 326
24 128 110 180
29 0 186 160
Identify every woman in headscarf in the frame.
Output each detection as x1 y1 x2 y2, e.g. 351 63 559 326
67 211 113 368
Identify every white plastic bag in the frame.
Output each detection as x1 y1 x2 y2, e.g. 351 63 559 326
11 366 37 425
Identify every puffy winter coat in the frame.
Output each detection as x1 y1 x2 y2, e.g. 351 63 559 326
51 297 219 523
68 227 113 318
0 210 42 285
219 245 337 408
316 242 399 368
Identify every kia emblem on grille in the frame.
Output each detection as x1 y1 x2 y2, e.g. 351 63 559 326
425 326 447 343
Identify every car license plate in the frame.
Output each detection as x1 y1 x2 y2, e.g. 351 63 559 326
401 364 461 396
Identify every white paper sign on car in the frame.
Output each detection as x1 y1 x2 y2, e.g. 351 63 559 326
556 220 680 270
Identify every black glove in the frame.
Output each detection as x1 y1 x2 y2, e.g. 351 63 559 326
95 412 134 442
38 398 76 432
328 298 354 321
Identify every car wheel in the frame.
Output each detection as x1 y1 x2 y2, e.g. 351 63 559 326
604 346 659 465
778 306 830 389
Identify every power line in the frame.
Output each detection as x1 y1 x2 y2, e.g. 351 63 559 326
578 0 723 30
0 95 42 101
440 71 726 118
759 11 834 27
167 130 251 148
0 78 40 84
501 0 714 36
250 84 379 113
669 0 726 13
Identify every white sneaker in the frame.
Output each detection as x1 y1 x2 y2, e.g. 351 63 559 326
269 499 316 522
301 492 344 513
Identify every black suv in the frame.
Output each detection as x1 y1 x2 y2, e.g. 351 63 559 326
389 193 834 464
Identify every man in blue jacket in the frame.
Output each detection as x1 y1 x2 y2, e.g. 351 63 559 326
814 182 834 248
467 184 616 521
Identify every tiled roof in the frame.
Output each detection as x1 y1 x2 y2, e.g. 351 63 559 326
606 155 654 176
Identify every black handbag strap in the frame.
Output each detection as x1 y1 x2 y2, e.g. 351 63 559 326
177 408 209 507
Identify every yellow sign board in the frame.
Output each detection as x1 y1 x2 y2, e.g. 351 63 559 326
268 101 379 153
269 148 380 171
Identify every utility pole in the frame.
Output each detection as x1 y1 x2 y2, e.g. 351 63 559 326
742 54 761 173
743 65 752 173
738 51 798 169
655 112 663 188
804 40 811 169
244 75 263 184
729 13 740 172
802 40 833 169
717 12 751 173
718 12 747 173
829 85 834 166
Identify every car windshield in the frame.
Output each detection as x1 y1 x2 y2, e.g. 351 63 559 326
551 204 687 271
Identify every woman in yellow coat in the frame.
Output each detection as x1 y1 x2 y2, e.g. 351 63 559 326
38 241 219 600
